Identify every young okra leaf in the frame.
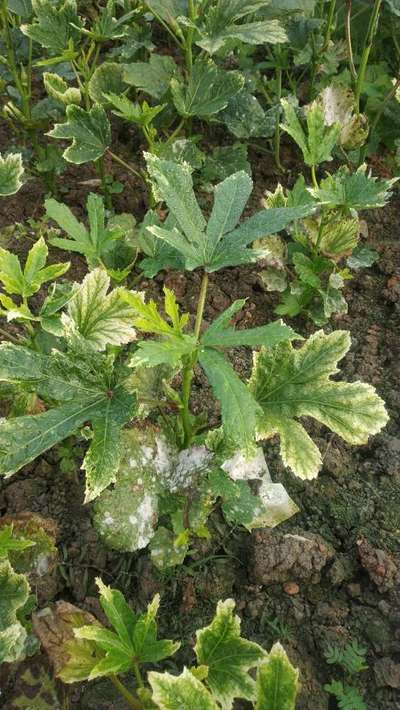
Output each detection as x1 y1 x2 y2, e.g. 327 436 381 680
71 581 179 678
149 667 219 710
171 59 244 119
309 165 397 211
21 0 82 54
62 269 136 351
123 53 177 100
43 72 81 105
281 99 340 167
106 95 165 127
195 598 266 707
249 330 388 480
145 155 315 273
0 153 24 196
46 193 123 268
0 559 30 663
47 105 111 164
255 642 299 710
0 525 35 559
196 0 287 55
0 237 69 301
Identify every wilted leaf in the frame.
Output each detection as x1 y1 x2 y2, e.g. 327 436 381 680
347 244 378 270
43 72 81 105
249 330 388 479
195 598 266 707
0 559 29 663
319 85 369 150
47 104 111 164
0 152 24 196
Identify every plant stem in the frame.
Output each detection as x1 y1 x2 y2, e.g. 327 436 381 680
311 164 318 189
181 272 209 447
185 0 196 74
345 0 357 81
166 118 185 145
107 150 144 181
96 155 112 208
354 0 382 113
274 62 284 173
0 326 21 345
322 0 336 52
132 661 144 690
109 675 142 710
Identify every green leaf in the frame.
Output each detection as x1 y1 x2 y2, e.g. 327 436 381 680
75 582 179 678
317 216 360 256
0 559 29 663
0 238 69 298
202 300 298 349
88 63 126 105
201 143 251 185
347 245 378 270
47 104 111 164
146 0 188 27
0 152 24 196
310 165 397 210
199 348 262 453
7 0 32 17
123 54 177 100
281 99 340 166
171 59 244 119
293 252 321 287
149 668 219 710
46 193 123 267
43 72 81 105
195 598 266 707
197 0 287 55
107 95 165 126
255 642 299 710
150 526 189 570
221 92 278 139
249 330 388 479
21 0 82 54
145 155 315 272
62 269 136 351
0 526 35 560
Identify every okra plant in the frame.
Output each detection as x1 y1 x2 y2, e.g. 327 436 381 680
43 578 300 710
0 156 388 569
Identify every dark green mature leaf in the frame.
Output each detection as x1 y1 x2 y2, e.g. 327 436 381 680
255 643 299 710
195 598 266 707
7 0 32 17
171 59 244 119
196 0 287 54
123 54 177 100
21 0 82 53
145 156 315 273
146 0 188 25
47 105 111 164
202 300 298 348
0 153 24 196
249 330 388 479
221 92 278 139
199 348 262 452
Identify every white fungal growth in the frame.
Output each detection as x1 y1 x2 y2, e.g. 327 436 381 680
222 447 270 481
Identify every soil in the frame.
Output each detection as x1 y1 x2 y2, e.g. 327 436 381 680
0 124 400 709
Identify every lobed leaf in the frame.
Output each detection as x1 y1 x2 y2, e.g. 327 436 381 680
47 104 111 164
149 668 219 710
255 642 299 710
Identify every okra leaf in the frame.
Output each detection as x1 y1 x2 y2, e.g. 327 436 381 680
43 72 81 105
281 99 340 166
21 0 82 54
249 330 389 479
206 172 253 256
146 0 188 26
319 85 369 150
149 668 219 710
199 348 262 452
255 643 299 710
0 560 29 663
195 598 266 707
197 9 287 54
62 269 136 351
221 92 278 139
202 300 298 349
0 238 69 298
0 153 24 196
47 105 111 164
0 526 35 559
123 54 177 100
310 165 397 210
74 583 179 677
171 59 244 119
88 63 126 106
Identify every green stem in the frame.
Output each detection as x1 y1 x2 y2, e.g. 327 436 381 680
322 0 336 52
132 661 144 690
107 150 144 181
311 164 318 189
354 0 382 113
166 118 185 145
96 155 112 209
109 675 142 710
181 272 209 448
274 63 284 172
345 0 357 81
185 0 196 74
